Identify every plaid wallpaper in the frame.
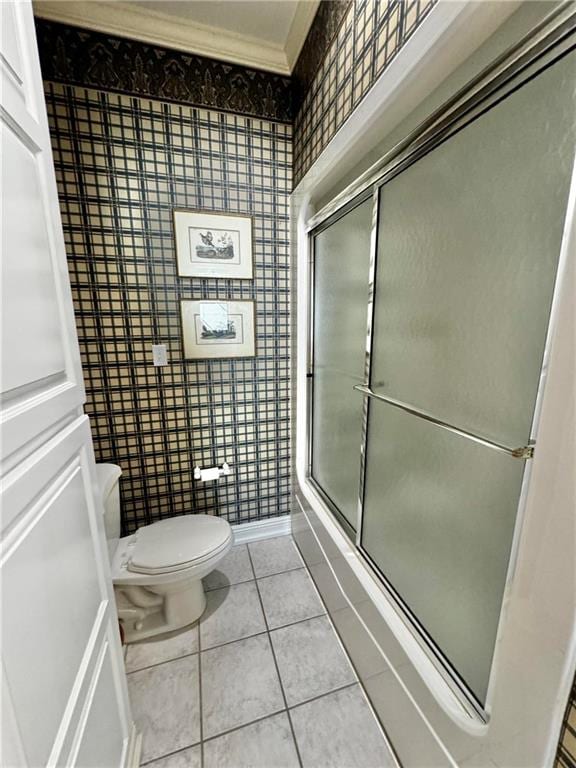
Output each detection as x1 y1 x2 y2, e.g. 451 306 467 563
35 0 438 536
557 673 576 768
44 82 292 534
293 0 437 186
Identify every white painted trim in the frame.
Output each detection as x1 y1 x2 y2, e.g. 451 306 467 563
232 515 291 545
285 0 320 71
47 603 109 766
123 725 142 768
32 0 317 75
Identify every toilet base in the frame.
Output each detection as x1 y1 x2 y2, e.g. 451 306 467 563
116 577 207 644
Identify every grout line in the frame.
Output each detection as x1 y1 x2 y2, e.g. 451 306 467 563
202 707 288 746
204 544 304 592
292 534 403 767
126 648 199 675
203 605 329 652
253 564 309 584
253 562 305 579
139 739 202 767
266 610 327 634
287 537 401 765
253 562 305 580
245 545 257 580
246 545 304 768
287 681 359 712
136 536 399 768
202 629 269 653
138 683 362 765
206 567 306 593
126 608 328 676
204 576 254 593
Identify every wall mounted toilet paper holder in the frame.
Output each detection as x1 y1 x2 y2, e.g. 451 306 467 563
193 462 232 482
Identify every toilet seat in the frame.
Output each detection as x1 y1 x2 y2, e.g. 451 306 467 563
127 514 232 576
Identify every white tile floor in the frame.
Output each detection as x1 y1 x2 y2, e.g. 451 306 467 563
127 535 398 768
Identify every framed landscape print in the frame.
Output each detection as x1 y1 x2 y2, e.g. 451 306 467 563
173 209 253 279
181 299 256 360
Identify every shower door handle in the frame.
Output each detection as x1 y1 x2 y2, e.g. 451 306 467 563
353 384 534 459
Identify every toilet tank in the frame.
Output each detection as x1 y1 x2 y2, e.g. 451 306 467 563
95 463 123 559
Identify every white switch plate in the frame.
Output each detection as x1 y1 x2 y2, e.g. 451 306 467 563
152 344 168 366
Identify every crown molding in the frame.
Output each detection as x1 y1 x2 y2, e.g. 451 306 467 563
33 0 301 74
285 0 320 71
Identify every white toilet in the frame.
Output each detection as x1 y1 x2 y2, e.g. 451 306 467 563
96 463 232 643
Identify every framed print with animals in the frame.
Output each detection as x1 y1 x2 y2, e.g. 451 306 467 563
173 209 254 279
180 299 256 360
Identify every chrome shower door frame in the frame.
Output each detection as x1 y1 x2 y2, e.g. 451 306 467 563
305 2 576 720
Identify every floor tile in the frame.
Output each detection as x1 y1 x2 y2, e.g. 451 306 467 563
271 615 356 706
200 581 266 650
128 655 200 763
257 568 325 629
248 536 303 578
203 712 299 768
144 744 201 768
204 544 254 591
290 684 397 768
201 633 285 739
125 625 198 673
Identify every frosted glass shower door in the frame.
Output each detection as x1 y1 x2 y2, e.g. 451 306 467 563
360 49 576 704
311 198 373 532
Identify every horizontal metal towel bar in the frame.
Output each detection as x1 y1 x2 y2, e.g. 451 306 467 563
353 385 534 459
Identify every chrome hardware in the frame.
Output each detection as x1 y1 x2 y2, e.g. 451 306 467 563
353 385 535 459
511 445 535 460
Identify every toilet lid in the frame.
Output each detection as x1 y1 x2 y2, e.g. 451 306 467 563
128 515 232 575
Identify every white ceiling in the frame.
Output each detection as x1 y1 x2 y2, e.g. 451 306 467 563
128 1 301 48
33 0 320 74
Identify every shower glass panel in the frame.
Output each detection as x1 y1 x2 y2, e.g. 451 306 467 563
369 50 576 447
311 199 372 532
361 49 576 705
363 405 525 702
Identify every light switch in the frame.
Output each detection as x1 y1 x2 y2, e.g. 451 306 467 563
152 344 168 366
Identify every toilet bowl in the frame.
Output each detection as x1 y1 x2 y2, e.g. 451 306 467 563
96 463 232 643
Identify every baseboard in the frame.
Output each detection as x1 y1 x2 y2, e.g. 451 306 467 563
231 515 291 544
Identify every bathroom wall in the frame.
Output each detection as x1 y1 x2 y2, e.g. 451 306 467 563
292 0 437 186
35 19 292 534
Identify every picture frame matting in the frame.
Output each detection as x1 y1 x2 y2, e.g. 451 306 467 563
180 299 256 360
173 209 254 280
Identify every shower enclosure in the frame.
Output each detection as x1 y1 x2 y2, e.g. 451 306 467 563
306 10 576 713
